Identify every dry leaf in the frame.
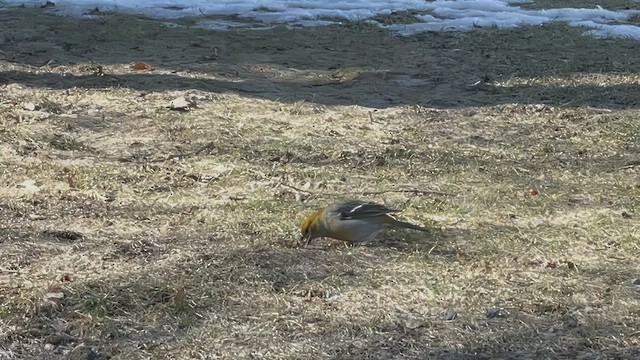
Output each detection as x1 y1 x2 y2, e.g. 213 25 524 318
174 287 186 303
132 62 154 71
169 96 196 111
525 187 540 198
17 179 41 194
66 173 77 189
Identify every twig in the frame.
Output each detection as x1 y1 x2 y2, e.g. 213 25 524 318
427 241 439 255
150 142 216 163
360 189 455 197
279 182 314 194
618 160 640 171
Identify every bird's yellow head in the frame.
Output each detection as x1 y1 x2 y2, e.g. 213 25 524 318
300 209 323 245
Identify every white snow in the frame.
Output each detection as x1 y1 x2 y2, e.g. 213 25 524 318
4 0 640 40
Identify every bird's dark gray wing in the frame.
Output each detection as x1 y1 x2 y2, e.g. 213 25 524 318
336 200 400 220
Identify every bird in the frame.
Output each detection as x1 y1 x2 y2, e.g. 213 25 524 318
300 200 429 245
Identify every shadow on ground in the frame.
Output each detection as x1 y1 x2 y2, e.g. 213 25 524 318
1 8 640 109
2 223 639 359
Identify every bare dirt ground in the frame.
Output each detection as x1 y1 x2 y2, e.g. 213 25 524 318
1 3 640 359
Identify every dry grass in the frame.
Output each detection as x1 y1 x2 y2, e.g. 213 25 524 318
1 4 640 360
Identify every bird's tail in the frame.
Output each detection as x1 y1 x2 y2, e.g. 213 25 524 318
391 219 430 232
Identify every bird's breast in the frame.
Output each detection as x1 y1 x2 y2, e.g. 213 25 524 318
328 218 384 242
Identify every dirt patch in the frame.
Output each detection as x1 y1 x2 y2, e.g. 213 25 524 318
1 6 640 359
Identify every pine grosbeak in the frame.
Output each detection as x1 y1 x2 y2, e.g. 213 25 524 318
300 200 429 245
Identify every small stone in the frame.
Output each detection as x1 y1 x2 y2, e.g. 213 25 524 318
325 293 341 302
105 191 117 202
486 307 508 319
403 318 424 330
44 343 56 351
565 318 579 328
443 310 458 321
169 96 196 112
23 102 36 111
44 292 64 300
632 278 640 285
